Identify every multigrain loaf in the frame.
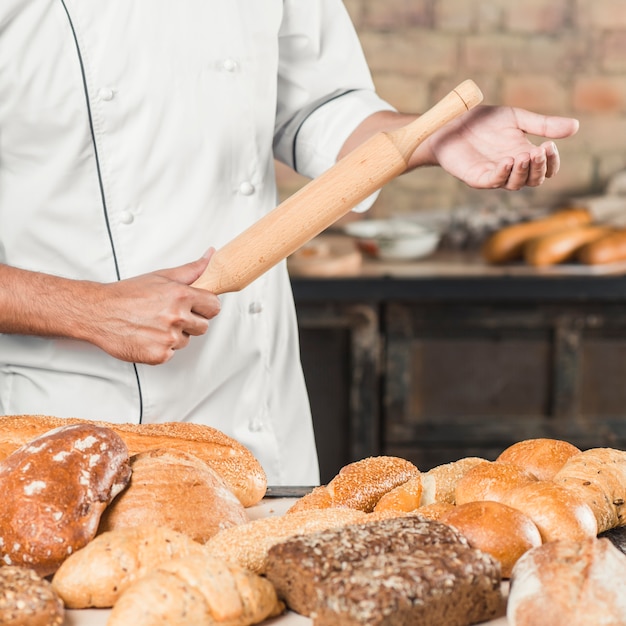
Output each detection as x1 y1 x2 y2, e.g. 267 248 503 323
0 415 267 506
265 516 503 626
0 566 64 626
52 526 210 608
508 539 626 626
0 423 131 577
98 448 248 542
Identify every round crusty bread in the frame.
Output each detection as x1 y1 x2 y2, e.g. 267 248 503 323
0 423 131 577
98 449 249 543
0 566 64 626
373 474 423 513
496 438 581 481
499 481 597 543
508 538 626 626
0 415 267 507
414 501 456 522
420 457 488 505
454 461 538 506
441 500 542 578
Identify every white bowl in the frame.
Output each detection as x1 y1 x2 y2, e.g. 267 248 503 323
343 219 440 261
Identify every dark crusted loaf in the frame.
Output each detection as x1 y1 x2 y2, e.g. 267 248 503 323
265 515 502 626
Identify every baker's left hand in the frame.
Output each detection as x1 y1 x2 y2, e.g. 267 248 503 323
423 105 579 191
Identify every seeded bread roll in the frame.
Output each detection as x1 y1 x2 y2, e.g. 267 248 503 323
441 500 542 578
288 456 419 513
508 538 626 626
98 448 249 542
0 423 131 576
52 526 210 608
373 474 423 513
265 516 503 626
454 461 538 506
496 438 581 481
0 415 266 507
0 566 64 626
420 457 488 505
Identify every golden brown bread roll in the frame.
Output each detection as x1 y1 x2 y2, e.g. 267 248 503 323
413 501 456 522
454 461 538 506
107 554 284 626
496 438 580 481
499 481 598 543
373 474 423 513
52 526 209 608
420 457 488 505
0 415 266 507
578 228 626 265
553 447 626 532
441 500 542 578
0 566 64 626
98 448 249 542
524 225 610 267
481 208 592 264
288 455 419 513
205 508 368 574
0 423 131 577
508 538 626 626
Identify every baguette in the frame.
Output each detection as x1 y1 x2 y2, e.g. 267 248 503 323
107 554 284 626
0 423 131 577
52 526 209 608
578 228 626 265
524 225 611 267
98 449 249 542
0 415 266 507
481 208 592 264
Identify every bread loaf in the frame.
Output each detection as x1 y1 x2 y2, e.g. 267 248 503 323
373 474 423 513
0 415 267 507
553 447 626 532
205 508 368 574
496 438 580 481
0 423 131 576
288 456 419 513
454 461 538 505
441 500 542 578
107 554 284 626
98 448 248 542
481 208 592 264
578 229 626 265
0 566 64 626
508 538 626 626
499 480 597 543
420 457 488 505
265 516 503 626
52 526 209 608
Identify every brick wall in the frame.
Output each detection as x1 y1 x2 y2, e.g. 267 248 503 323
277 0 626 219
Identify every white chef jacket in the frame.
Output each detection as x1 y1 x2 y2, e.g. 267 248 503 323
0 0 394 485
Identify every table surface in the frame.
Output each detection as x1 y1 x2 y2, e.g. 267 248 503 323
63 497 509 626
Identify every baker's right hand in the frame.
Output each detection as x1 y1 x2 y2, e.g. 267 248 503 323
90 251 221 365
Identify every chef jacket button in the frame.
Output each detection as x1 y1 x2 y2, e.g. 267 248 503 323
119 211 134 225
97 87 115 102
222 58 238 72
248 417 264 432
248 302 263 315
239 181 255 196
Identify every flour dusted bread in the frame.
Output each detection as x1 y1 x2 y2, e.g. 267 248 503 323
107 554 284 626
0 423 131 576
52 526 209 608
508 538 626 626
98 448 248 542
265 515 502 626
0 566 64 626
0 415 266 507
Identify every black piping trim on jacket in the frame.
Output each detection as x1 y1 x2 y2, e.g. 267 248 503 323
291 88 357 172
58 0 144 423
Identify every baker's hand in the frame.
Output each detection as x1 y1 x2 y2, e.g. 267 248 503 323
92 251 221 365
422 105 580 191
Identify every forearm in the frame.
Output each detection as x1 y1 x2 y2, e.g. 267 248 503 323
0 264 100 341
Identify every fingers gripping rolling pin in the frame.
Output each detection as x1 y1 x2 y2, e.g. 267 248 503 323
193 80 483 294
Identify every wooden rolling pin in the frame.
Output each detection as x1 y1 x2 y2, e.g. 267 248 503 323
193 79 483 294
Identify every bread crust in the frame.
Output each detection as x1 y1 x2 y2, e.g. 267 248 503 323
0 415 267 507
